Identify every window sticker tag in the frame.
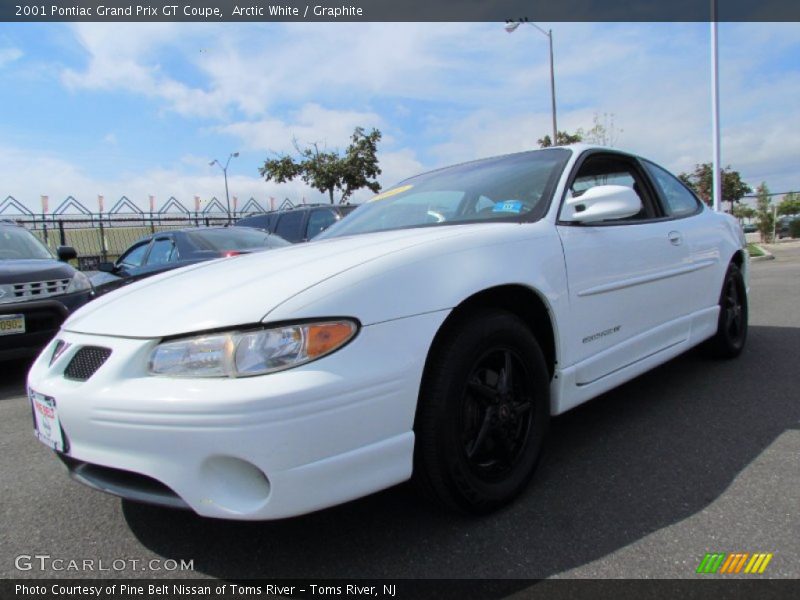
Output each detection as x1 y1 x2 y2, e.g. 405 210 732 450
369 184 413 202
492 200 524 214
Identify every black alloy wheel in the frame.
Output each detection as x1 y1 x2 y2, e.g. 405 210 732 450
462 348 534 482
413 309 550 514
706 262 748 358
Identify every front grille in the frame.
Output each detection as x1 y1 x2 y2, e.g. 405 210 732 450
13 279 71 300
64 346 112 381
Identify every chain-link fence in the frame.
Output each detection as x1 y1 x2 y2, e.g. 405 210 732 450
16 215 234 270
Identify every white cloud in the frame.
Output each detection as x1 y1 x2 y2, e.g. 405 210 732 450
58 23 526 119
218 103 383 153
62 23 231 118
0 143 326 213
0 47 23 67
10 21 800 205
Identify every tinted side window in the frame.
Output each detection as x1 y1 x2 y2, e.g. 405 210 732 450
643 160 701 217
274 211 306 242
146 238 178 265
237 215 271 230
306 209 337 239
565 155 656 221
118 242 149 268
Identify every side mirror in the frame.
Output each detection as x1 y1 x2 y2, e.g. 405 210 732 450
97 262 116 273
57 246 78 262
562 185 642 224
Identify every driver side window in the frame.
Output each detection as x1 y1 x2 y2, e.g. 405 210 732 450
118 241 149 268
567 155 656 222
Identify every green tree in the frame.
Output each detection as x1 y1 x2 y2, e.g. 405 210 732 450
678 163 752 212
538 112 623 149
537 130 583 148
777 191 800 216
259 127 382 204
754 182 775 243
731 203 756 223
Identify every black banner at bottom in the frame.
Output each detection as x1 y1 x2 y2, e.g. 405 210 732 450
2 580 800 600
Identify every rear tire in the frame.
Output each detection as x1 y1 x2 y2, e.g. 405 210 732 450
706 262 748 358
413 310 550 514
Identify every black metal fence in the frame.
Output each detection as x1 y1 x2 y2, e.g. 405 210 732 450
14 214 241 270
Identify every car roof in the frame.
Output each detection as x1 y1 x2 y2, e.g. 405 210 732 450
236 204 352 220
392 144 636 185
273 204 347 212
132 225 272 245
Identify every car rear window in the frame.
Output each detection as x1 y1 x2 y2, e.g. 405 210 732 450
274 211 306 242
185 228 289 250
235 214 273 231
643 160 702 217
306 209 338 239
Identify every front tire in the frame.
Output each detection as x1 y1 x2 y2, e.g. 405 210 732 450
413 310 550 514
706 262 748 358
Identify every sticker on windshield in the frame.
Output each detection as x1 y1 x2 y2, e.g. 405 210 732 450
492 200 524 214
369 184 413 202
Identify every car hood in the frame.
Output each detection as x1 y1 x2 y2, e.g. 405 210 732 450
63 226 487 338
88 271 122 288
0 259 75 284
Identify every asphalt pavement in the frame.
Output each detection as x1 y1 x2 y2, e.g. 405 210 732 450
1 244 798 582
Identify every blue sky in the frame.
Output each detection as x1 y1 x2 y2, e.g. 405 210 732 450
1 22 799 213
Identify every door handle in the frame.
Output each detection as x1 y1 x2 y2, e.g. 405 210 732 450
668 231 683 246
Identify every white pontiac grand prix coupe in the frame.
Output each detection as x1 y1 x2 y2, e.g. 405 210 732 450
27 145 748 520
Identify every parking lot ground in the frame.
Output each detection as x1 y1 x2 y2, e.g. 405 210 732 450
1 245 798 582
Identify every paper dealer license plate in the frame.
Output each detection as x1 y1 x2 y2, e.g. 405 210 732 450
29 389 65 452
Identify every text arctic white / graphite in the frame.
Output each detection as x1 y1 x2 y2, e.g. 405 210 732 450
232 5 364 17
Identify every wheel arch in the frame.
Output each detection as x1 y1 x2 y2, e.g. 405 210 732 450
730 248 745 268
728 248 748 285
421 284 558 385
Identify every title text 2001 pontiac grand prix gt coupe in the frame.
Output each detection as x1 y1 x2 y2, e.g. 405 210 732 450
27 145 748 519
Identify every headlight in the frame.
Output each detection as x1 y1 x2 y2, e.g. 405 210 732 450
148 319 358 378
66 271 92 294
0 284 14 305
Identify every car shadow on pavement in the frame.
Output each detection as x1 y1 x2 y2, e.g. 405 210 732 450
1 358 32 401
120 324 799 580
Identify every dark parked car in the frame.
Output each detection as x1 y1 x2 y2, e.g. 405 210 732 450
234 204 358 243
777 215 797 239
90 227 289 296
0 222 93 360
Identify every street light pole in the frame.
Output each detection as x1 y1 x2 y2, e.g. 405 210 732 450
209 152 239 223
547 28 557 146
505 19 558 144
710 0 722 213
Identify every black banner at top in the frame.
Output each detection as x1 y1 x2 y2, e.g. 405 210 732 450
2 0 800 22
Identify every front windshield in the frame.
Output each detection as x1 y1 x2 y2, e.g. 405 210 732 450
320 148 570 239
0 227 54 260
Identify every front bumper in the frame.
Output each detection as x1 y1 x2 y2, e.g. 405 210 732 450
26 311 447 520
0 291 93 361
